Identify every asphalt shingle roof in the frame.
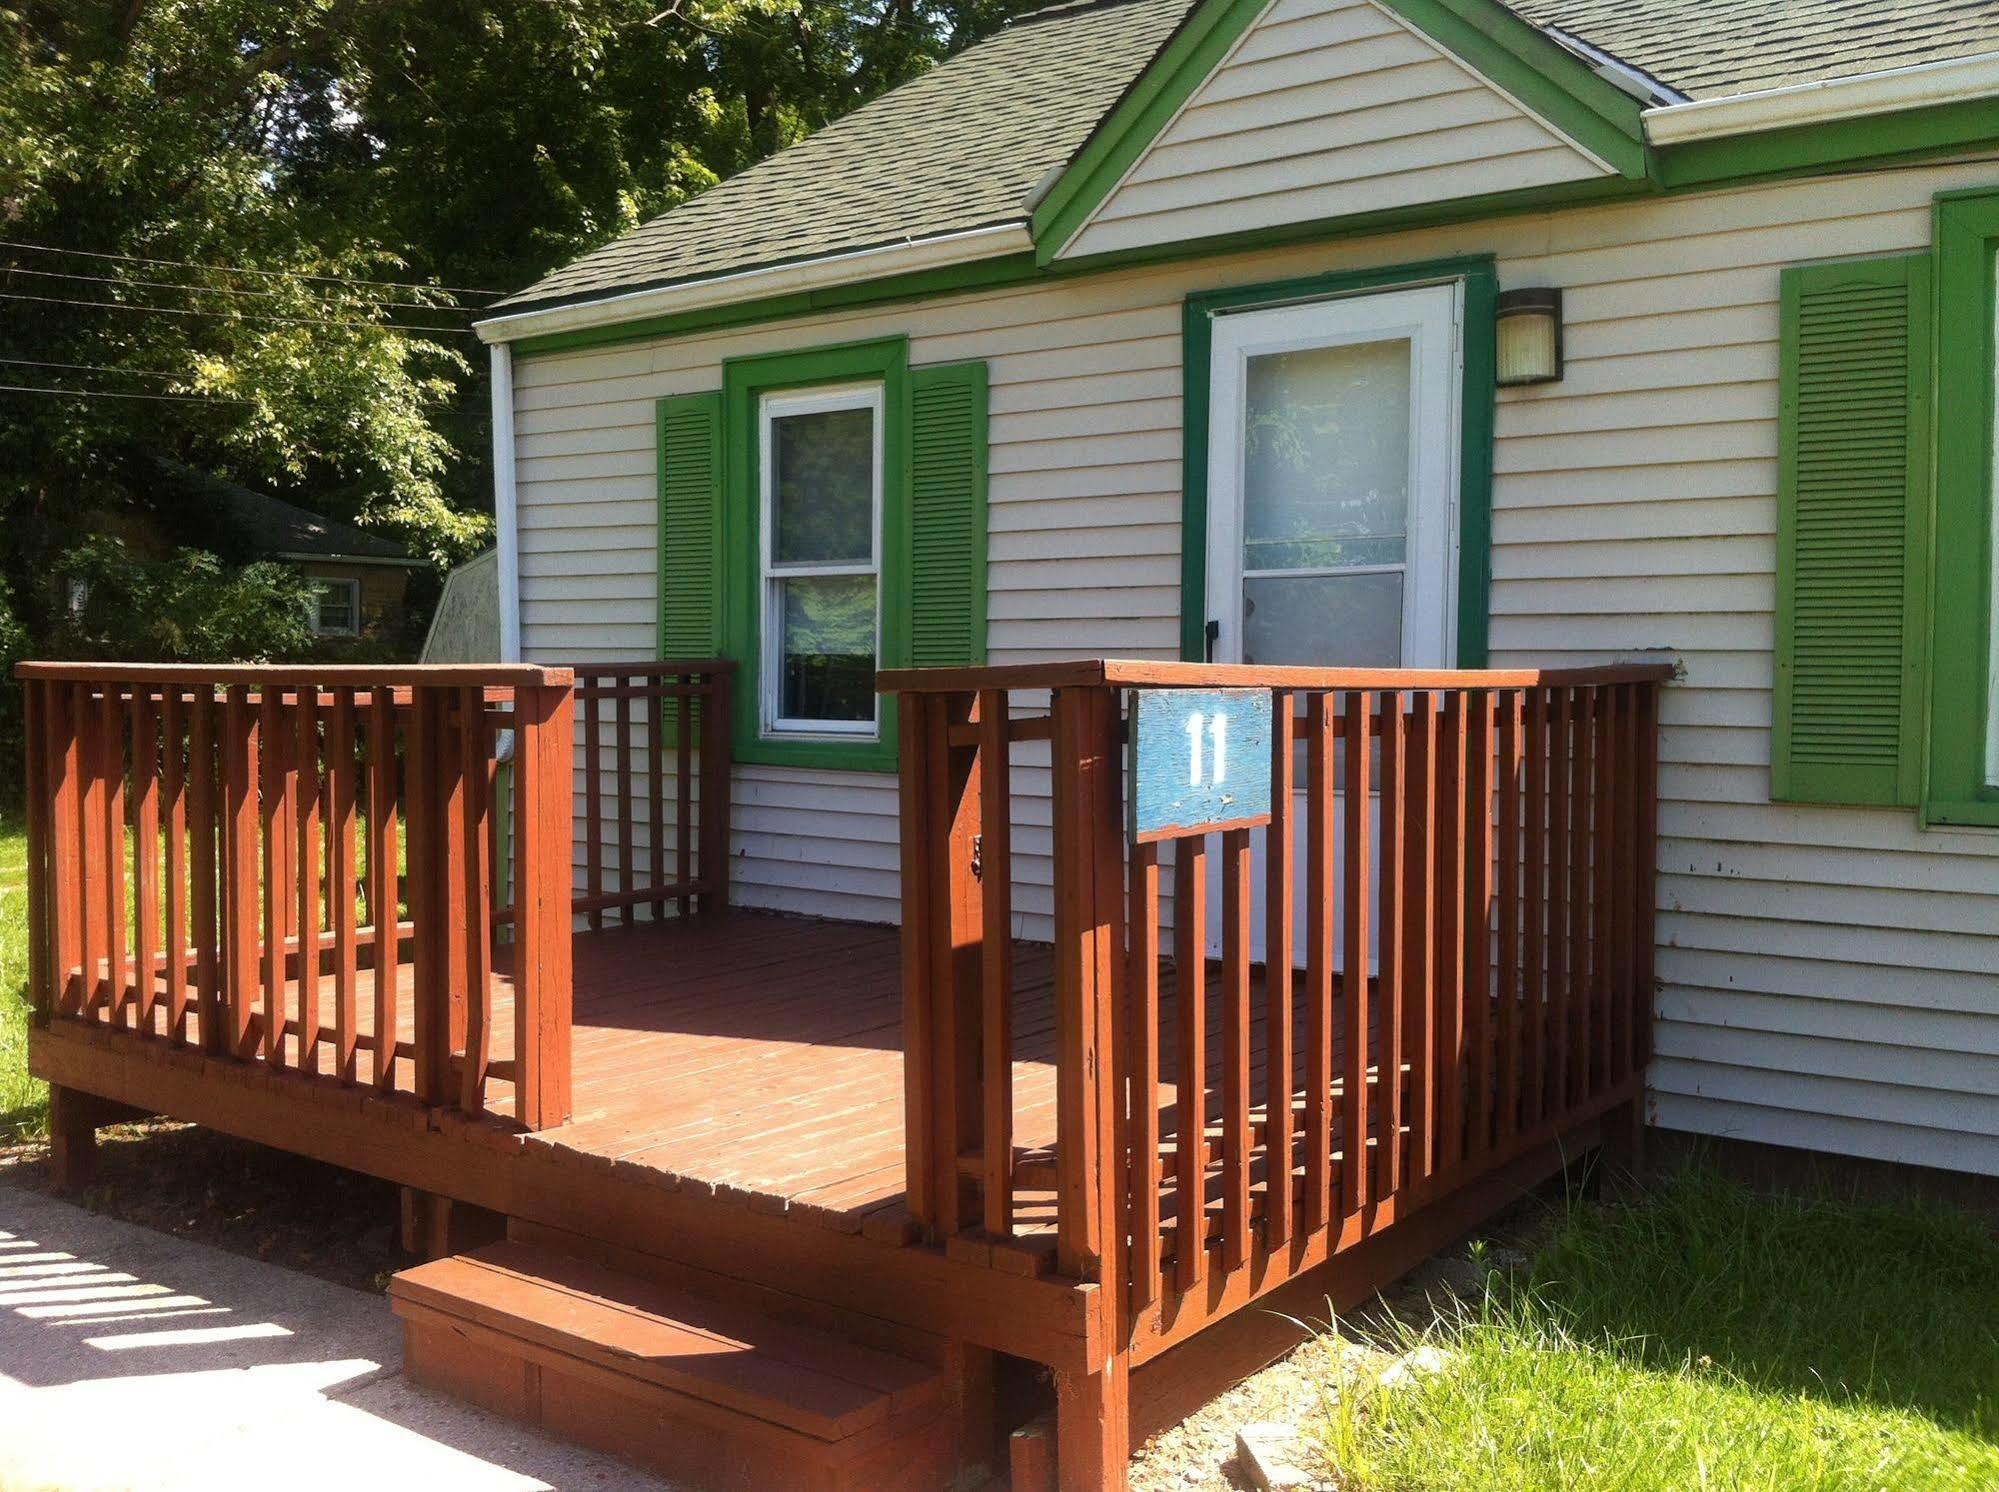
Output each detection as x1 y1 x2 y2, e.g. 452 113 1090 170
496 0 1999 315
1519 0 1999 100
496 0 1197 312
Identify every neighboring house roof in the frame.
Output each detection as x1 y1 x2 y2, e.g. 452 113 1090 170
153 459 418 566
494 0 1195 314
1517 0 1999 101
485 0 1999 323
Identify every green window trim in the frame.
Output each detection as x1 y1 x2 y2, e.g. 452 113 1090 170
1926 190 1999 827
1179 254 1498 667
721 336 911 773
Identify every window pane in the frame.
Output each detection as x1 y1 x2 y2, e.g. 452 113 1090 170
1242 339 1410 573
1242 570 1402 667
772 406 874 565
778 575 876 723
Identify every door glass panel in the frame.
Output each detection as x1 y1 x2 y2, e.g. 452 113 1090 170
771 406 874 566
1242 339 1411 574
776 575 876 723
1243 571 1402 667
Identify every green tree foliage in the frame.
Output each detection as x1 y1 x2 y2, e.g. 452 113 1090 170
0 0 1036 799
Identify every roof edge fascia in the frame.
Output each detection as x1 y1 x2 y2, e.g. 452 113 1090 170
474 222 1034 347
1644 51 1999 145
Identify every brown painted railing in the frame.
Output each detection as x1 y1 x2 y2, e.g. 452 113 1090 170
570 661 733 927
16 663 577 1129
885 658 1668 1343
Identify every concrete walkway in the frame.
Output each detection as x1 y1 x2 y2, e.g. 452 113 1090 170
0 1184 678 1492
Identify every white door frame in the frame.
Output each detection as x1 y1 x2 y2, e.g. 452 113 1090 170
1202 280 1466 668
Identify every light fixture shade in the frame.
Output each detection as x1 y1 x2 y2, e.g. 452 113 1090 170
1496 287 1563 386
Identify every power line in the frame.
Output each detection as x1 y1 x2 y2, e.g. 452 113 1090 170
0 238 504 299
0 262 474 314
0 289 476 335
0 381 253 405
0 357 192 380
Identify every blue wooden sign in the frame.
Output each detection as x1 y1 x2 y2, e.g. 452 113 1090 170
1127 688 1274 843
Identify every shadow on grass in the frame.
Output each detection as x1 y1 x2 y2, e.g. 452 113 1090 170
1523 1160 1999 1440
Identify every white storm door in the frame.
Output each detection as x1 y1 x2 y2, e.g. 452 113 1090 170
1201 283 1465 965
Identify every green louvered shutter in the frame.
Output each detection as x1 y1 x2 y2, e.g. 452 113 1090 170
908 362 990 666
656 391 723 661
1772 255 1931 806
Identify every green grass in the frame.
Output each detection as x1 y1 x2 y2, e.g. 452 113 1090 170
0 810 45 1137
1317 1167 1999 1491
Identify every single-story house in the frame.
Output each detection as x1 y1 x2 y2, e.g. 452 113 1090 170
475 0 1999 1183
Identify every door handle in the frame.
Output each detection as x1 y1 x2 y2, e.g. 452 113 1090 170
1205 619 1220 662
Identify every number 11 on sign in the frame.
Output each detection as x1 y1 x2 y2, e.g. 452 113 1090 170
1128 687 1274 843
1185 711 1229 787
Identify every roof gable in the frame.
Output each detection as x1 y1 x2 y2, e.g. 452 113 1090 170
1053 0 1626 262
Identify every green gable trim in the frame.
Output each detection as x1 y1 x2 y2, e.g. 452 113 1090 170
1771 254 1932 809
1925 190 1999 828
721 336 911 773
1656 98 1999 193
1179 254 1497 667
1031 0 1647 265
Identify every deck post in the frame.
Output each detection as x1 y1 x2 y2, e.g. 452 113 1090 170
698 665 733 916
514 682 576 1130
896 689 984 1240
1048 683 1131 1491
47 1085 100 1193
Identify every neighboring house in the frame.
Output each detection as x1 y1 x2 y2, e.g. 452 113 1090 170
148 460 426 646
473 0 1999 1180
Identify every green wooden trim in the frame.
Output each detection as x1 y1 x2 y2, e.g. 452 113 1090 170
514 252 1039 358
1771 253 1932 808
1029 0 1277 264
1179 254 1497 666
1030 0 1646 263
1657 98 1999 192
721 336 910 773
1925 191 1999 827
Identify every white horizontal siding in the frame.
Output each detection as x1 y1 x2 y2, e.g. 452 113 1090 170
515 156 1999 1176
1060 0 1611 260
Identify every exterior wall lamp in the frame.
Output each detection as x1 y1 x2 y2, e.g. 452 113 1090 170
1495 287 1564 386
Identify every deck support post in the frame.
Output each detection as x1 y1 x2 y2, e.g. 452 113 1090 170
399 1187 508 1260
47 1085 100 1193
1055 1354 1131 1492
1601 1094 1647 1184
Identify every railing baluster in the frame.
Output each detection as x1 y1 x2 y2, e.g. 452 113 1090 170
1378 691 1405 1203
1340 691 1372 1217
330 692 361 1082
1549 687 1574 1116
23 680 51 1020
190 688 221 1052
1437 693 1465 1172
1171 832 1207 1290
132 688 160 1036
584 677 603 931
1496 691 1522 1148
1219 824 1252 1270
1611 684 1636 1085
977 689 1014 1240
1462 692 1493 1162
699 669 732 917
1524 688 1549 1129
101 685 129 1025
1405 691 1437 1189
1592 684 1615 1095
163 687 188 1044
676 681 694 918
615 674 633 926
460 686 492 1115
648 671 666 923
221 686 258 1058
1127 837 1162 1312
1633 681 1661 1077
1303 694 1335 1233
368 685 400 1090
295 687 322 1072
1262 690 1294 1250
259 687 287 1065
45 684 84 1018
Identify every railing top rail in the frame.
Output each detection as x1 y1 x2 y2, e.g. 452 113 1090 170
569 658 737 679
877 656 1677 695
14 661 572 687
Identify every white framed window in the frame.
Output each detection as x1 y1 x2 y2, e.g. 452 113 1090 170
310 577 361 637
758 383 883 739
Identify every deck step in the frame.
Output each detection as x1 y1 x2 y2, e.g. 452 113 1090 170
389 1240 958 1491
